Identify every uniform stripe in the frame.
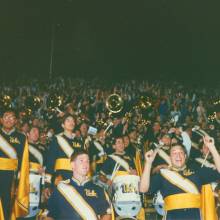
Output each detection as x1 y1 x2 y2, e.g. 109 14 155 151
0 133 17 159
56 135 74 158
160 169 199 194
58 182 98 220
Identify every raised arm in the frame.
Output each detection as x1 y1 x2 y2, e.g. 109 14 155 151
203 136 220 173
139 150 157 193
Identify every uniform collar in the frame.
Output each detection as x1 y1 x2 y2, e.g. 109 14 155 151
71 176 90 186
114 151 125 156
170 165 187 172
63 131 75 140
1 128 15 135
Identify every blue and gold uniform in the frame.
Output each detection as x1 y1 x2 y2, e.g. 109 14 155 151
29 142 46 170
88 139 107 174
45 132 84 185
0 128 29 220
99 152 135 177
47 178 111 220
148 166 220 220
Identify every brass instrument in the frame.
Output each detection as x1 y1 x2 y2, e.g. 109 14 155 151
106 94 123 114
125 95 152 126
24 96 42 116
0 95 12 109
208 99 220 122
46 95 64 113
135 95 152 110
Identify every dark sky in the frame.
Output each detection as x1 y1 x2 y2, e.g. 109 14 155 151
1 0 220 82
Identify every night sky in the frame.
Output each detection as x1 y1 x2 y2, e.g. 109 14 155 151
1 0 220 82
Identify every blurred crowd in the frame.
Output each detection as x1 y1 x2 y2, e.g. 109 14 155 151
1 77 220 148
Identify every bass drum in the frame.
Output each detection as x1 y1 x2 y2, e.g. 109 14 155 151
112 175 141 218
26 173 42 218
153 191 165 216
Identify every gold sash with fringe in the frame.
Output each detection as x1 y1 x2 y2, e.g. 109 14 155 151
57 181 98 220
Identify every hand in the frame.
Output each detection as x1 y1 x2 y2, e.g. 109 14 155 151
144 150 157 164
129 169 137 175
44 187 52 200
38 167 45 175
203 135 215 151
106 179 112 187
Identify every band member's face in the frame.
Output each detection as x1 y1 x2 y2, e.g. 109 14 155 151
161 136 171 146
2 112 17 130
28 127 40 143
123 136 130 147
71 154 90 177
170 146 186 168
114 138 125 153
129 131 137 140
80 123 88 134
62 116 75 131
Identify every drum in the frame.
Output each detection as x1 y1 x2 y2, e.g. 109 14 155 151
153 191 165 216
26 173 42 217
112 175 141 217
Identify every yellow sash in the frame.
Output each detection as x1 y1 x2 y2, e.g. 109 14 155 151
54 158 72 171
58 181 98 220
0 157 18 171
164 193 201 210
56 134 74 158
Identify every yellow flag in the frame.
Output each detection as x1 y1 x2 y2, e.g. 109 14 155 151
0 199 5 220
11 139 30 219
201 184 217 220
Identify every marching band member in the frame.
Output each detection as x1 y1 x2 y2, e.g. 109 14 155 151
88 127 107 174
140 136 220 220
189 138 218 220
44 114 84 199
0 109 30 220
22 126 45 220
99 136 136 188
46 149 112 220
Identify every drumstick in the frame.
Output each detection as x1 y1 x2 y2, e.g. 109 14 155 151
111 163 120 181
201 151 210 168
104 122 113 134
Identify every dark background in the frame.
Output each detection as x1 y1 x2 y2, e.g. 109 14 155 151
1 0 220 83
